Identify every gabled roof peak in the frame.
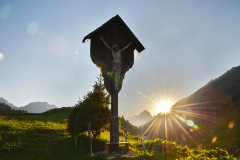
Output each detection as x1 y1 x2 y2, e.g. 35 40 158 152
82 14 145 53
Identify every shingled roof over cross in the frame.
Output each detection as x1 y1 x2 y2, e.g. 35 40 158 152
82 14 145 53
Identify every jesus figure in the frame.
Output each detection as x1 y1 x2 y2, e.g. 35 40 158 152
100 37 132 90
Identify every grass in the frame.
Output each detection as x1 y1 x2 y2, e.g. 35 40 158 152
0 107 141 160
0 107 239 159
0 115 68 159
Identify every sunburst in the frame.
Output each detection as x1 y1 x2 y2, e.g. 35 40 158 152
157 101 173 114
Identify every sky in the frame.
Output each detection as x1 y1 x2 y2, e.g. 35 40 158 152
0 0 240 118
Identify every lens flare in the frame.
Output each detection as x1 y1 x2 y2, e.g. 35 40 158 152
179 117 186 123
97 66 102 70
193 124 198 129
228 121 234 129
27 21 38 35
0 4 11 20
212 136 217 143
186 120 194 127
107 71 112 76
0 52 4 61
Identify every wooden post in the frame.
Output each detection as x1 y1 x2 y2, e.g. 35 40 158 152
139 126 146 154
109 23 119 153
88 122 92 157
125 120 129 142
110 90 119 152
75 115 78 148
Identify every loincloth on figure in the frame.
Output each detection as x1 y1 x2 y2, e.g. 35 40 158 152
111 61 122 75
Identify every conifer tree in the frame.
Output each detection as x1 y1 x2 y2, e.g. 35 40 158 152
67 74 111 138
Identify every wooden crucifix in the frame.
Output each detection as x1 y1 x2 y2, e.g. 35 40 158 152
82 15 145 152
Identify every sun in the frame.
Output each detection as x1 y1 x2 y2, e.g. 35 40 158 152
157 101 172 114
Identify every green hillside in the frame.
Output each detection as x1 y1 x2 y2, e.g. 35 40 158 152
1 107 240 159
0 107 141 160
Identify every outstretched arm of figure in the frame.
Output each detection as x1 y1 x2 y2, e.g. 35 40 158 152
120 42 132 52
100 37 113 51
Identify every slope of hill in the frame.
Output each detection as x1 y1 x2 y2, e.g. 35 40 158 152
172 65 240 125
142 65 240 150
126 110 153 126
120 116 139 136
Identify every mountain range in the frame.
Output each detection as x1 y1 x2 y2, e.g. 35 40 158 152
0 97 57 113
1 96 153 126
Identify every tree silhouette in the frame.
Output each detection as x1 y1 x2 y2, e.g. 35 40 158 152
0 103 27 115
67 74 111 138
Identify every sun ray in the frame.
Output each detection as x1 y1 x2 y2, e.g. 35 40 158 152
154 117 162 139
143 83 163 104
170 114 197 144
165 114 168 141
168 79 189 104
171 109 212 121
151 121 159 139
172 99 224 108
152 115 164 139
143 113 162 136
151 114 165 139
147 117 159 138
139 88 223 145
124 82 161 106
167 113 178 140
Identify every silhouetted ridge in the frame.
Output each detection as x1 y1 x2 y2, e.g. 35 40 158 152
141 65 240 149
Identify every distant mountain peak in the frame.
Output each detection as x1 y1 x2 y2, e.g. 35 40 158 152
139 110 152 118
20 102 57 113
126 110 153 126
141 110 151 114
0 97 58 113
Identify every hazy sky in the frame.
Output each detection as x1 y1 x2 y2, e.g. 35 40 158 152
1 0 240 117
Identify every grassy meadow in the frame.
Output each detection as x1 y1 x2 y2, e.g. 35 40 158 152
1 107 240 159
0 107 140 160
